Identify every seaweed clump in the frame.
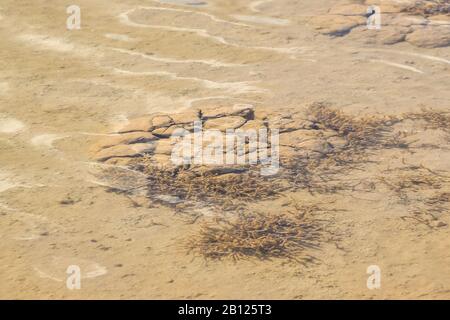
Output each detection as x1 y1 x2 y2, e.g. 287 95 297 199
284 103 401 193
133 157 284 211
186 203 321 261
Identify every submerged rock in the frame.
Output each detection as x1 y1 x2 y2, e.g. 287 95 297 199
203 116 247 131
92 105 353 167
406 26 450 48
89 103 418 217
312 0 450 48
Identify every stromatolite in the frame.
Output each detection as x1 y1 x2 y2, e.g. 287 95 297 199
310 0 450 48
89 105 349 171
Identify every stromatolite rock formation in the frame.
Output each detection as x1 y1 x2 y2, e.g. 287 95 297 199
89 104 403 209
90 105 348 173
310 0 450 48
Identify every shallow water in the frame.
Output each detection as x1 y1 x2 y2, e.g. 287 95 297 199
0 0 450 300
